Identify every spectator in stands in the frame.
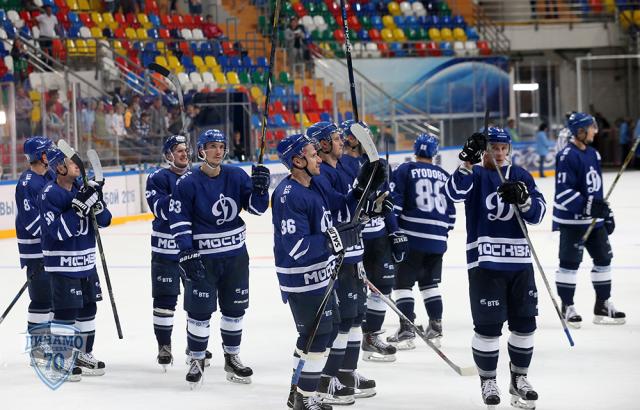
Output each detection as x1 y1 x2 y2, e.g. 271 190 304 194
24 0 39 11
36 6 60 62
15 84 33 139
535 122 552 178
232 130 246 162
45 100 64 142
124 95 142 133
94 100 108 141
285 17 307 66
11 38 29 84
203 15 223 39
591 110 609 152
136 111 152 143
188 0 202 15
167 106 183 135
149 97 168 140
184 103 199 134
80 99 96 141
121 0 138 14
617 117 631 164
104 0 119 14
47 89 65 119
505 117 521 142
110 103 127 143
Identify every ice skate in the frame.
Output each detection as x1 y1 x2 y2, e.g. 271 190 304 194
362 331 397 362
224 353 253 384
293 391 332 410
288 385 333 409
29 341 53 368
185 348 212 367
317 374 355 405
561 304 582 329
337 370 376 399
593 299 626 325
424 319 443 348
157 344 173 372
480 377 500 409
386 319 416 350
509 369 538 409
186 357 205 389
76 352 106 376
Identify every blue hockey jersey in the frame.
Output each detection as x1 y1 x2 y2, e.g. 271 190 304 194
391 162 456 254
15 169 54 268
40 181 112 278
169 165 269 258
445 165 546 271
145 168 182 261
272 175 345 302
552 142 604 230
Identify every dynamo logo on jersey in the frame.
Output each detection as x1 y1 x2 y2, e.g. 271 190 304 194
486 192 514 221
26 323 83 390
320 208 333 233
586 166 602 194
211 194 238 226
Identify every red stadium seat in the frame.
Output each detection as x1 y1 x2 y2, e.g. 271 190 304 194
368 29 381 41
193 15 204 27
145 0 159 14
183 14 194 28
160 14 172 28
322 99 333 112
158 28 171 39
222 41 237 55
79 12 93 27
376 41 390 57
477 40 491 55
301 85 313 98
125 13 138 27
114 27 126 38
427 41 442 56
293 2 306 17
114 13 126 26
415 42 428 57
333 29 345 42
347 15 361 32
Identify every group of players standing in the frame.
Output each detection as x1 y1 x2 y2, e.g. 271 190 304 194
14 111 625 409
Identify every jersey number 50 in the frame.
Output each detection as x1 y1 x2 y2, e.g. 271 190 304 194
415 179 446 214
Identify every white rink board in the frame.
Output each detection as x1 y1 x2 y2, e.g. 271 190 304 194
0 171 638 409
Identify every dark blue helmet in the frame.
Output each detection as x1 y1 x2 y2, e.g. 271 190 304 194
306 121 340 143
163 134 188 155
46 148 67 171
23 136 53 163
339 120 356 136
197 128 227 157
414 133 439 158
277 133 317 170
567 112 595 136
486 127 512 145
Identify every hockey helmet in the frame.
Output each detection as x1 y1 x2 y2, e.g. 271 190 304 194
486 127 512 145
197 129 228 157
46 148 67 171
567 112 595 137
306 121 341 143
23 136 53 163
163 134 188 155
414 133 439 158
277 133 318 170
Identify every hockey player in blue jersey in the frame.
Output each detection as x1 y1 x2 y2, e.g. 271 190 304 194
387 133 455 350
553 112 625 328
445 127 545 409
145 135 190 370
169 129 270 387
16 137 55 364
41 148 112 380
339 120 405 364
272 133 385 410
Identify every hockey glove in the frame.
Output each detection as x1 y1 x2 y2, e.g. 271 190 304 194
389 231 409 263
363 191 394 218
353 159 387 200
92 200 106 215
178 249 206 281
71 185 99 217
325 222 363 254
251 164 271 195
497 181 530 205
459 132 487 164
605 210 615 235
89 178 105 201
584 196 610 219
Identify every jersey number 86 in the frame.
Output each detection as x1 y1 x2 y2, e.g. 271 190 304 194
415 179 447 214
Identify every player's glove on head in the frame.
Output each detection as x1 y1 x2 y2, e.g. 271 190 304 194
363 191 393 218
353 159 387 200
71 185 99 217
178 249 206 281
497 181 530 204
325 222 363 254
605 210 615 235
584 196 610 219
389 231 409 263
251 164 270 195
459 132 487 164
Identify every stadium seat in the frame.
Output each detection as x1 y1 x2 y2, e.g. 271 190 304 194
214 71 227 86
381 28 394 42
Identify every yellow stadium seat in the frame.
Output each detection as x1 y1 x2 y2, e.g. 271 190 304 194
91 12 103 28
453 27 467 41
156 41 165 53
78 0 90 10
387 1 401 16
382 15 395 29
137 13 151 29
125 27 137 40
102 12 117 30
91 27 103 38
604 0 615 13
214 71 227 86
85 39 96 55
227 71 240 85
204 55 218 69
621 10 632 31
167 55 183 72
428 27 441 41
212 65 223 74
440 28 453 41
76 39 88 55
297 113 312 128
66 0 79 10
155 55 168 67
136 28 148 40
193 55 205 68
250 86 263 101
392 28 406 41
66 39 78 56
381 28 394 42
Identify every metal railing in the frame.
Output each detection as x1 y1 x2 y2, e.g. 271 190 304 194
473 2 511 54
477 0 616 26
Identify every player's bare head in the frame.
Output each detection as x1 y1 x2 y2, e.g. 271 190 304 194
307 122 343 160
163 135 189 171
197 129 227 169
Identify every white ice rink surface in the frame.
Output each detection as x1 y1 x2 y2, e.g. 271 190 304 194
1 172 639 410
